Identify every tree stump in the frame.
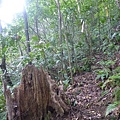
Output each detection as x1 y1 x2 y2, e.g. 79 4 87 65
4 64 69 120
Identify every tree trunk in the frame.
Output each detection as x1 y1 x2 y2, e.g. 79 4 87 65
4 64 69 120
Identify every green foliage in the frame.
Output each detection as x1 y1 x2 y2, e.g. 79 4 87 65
0 0 120 118
96 69 110 81
101 69 120 116
0 94 5 112
0 111 6 120
113 66 120 74
95 60 115 81
0 82 6 120
81 58 92 72
106 102 120 116
114 88 120 101
102 73 120 89
98 60 115 68
63 79 70 90
95 58 120 116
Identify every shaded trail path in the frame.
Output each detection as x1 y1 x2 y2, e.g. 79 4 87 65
53 72 115 120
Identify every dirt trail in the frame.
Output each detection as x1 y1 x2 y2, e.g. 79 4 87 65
53 72 115 120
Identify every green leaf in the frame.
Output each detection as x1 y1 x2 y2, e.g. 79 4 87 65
32 36 39 41
106 102 119 116
113 67 120 74
112 33 117 39
114 88 120 101
102 79 113 89
109 74 120 81
63 79 69 86
46 43 50 48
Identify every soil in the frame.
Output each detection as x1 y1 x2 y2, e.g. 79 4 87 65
51 71 117 120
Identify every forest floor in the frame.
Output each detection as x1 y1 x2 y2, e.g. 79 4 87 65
52 54 120 120
52 72 115 120
52 71 117 120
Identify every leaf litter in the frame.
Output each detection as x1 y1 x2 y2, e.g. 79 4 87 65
52 72 116 120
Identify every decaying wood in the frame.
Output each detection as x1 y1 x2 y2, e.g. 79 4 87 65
47 74 69 117
4 64 69 120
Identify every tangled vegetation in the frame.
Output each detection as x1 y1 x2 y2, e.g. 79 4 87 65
0 0 120 119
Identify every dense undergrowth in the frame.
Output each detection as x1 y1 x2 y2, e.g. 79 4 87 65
0 0 120 119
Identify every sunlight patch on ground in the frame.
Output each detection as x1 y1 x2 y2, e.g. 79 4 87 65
0 0 25 24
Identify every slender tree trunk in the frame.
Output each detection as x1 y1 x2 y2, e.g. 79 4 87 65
64 31 74 84
23 7 31 56
55 0 64 80
0 20 13 86
55 0 62 45
35 0 40 40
